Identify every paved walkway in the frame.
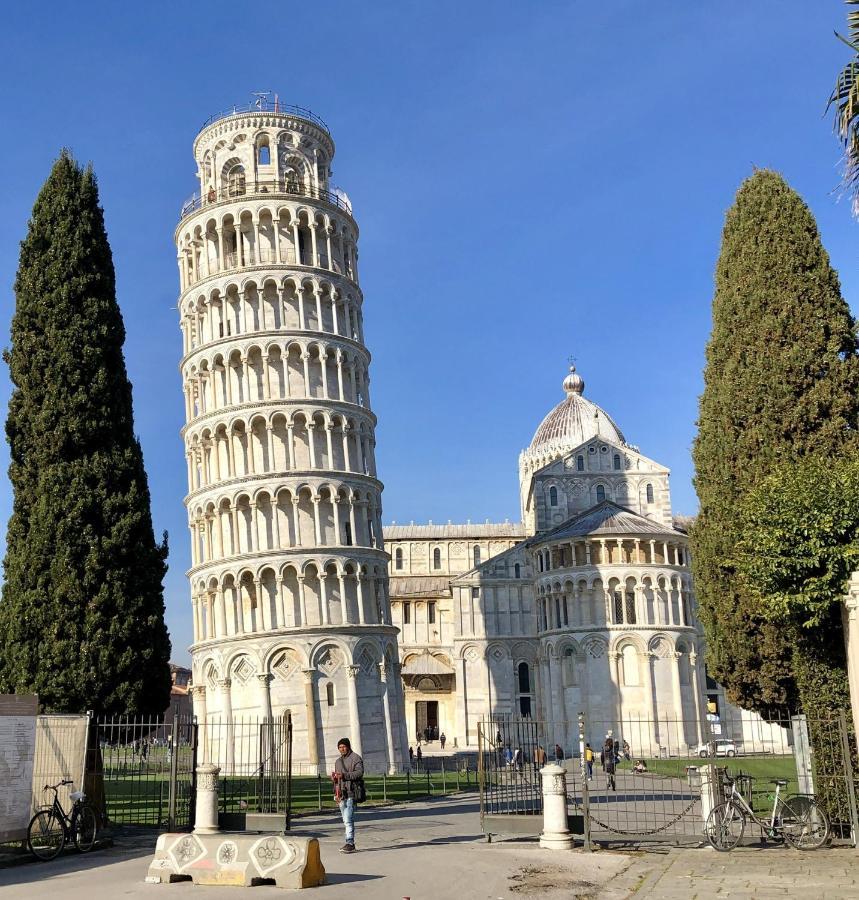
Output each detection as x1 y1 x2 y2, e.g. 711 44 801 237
0 795 629 899
628 845 859 898
2 795 858 898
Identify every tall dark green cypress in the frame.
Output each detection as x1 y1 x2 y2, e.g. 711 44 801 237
692 170 859 715
0 152 172 715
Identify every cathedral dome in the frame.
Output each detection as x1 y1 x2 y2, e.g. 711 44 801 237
528 364 626 453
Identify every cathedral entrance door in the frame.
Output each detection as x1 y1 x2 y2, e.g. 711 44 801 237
415 700 439 741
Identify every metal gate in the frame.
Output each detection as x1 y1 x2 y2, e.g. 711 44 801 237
92 713 198 830
478 717 544 839
206 713 294 830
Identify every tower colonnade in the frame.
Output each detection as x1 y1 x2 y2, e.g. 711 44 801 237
180 274 366 356
180 103 406 773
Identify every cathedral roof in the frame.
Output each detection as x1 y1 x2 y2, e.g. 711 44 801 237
532 500 680 543
526 364 626 457
388 576 453 598
383 522 525 540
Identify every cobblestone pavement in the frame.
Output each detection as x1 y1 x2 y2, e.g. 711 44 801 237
619 845 859 898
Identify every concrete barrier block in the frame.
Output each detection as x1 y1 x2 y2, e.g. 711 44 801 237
146 832 325 889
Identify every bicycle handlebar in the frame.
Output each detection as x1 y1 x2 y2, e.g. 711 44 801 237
42 779 74 791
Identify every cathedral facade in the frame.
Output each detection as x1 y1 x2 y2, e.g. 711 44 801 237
386 364 707 754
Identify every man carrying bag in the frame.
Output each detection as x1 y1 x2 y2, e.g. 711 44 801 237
332 737 365 853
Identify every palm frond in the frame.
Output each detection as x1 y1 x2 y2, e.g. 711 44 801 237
847 0 859 45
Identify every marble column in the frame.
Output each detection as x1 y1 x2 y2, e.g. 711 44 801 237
346 664 363 755
302 669 320 773
670 652 684 753
456 656 469 748
379 660 397 774
218 678 234 772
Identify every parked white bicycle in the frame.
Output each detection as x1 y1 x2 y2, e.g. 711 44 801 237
705 774 829 851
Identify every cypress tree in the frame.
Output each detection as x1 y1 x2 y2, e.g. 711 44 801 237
691 170 859 715
0 151 172 715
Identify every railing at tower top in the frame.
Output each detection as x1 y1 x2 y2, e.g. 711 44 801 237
199 100 329 134
179 180 353 221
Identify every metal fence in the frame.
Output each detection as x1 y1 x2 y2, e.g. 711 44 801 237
93 714 198 830
204 715 292 828
477 717 546 839
477 711 859 847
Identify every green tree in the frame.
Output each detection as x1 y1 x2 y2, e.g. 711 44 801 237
691 170 859 715
734 456 859 822
736 456 859 630
0 151 172 715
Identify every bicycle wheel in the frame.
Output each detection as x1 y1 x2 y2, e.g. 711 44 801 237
780 798 830 850
73 804 98 852
27 809 65 861
705 801 745 851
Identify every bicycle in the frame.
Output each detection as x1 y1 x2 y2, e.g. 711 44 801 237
27 779 99 861
705 774 829 851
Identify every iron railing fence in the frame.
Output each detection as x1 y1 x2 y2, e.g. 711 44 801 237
478 716 546 821
180 179 351 220
199 101 329 133
474 710 859 846
200 715 292 825
576 710 858 845
93 714 198 830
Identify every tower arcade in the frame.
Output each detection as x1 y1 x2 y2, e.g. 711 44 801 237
177 100 407 773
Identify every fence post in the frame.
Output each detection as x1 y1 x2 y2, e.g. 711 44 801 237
426 769 431 795
578 712 591 851
407 770 411 798
442 757 446 794
167 714 180 831
837 710 859 848
317 774 323 811
383 773 387 803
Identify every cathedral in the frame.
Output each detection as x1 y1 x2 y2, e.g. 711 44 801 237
386 363 707 755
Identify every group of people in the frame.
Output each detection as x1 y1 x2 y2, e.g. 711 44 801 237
416 726 445 747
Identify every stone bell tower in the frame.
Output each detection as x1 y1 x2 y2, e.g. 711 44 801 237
176 96 407 773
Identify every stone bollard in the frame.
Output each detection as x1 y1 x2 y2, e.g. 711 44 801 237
539 763 575 850
695 763 719 839
194 763 220 835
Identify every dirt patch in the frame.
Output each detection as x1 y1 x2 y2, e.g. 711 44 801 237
509 864 597 897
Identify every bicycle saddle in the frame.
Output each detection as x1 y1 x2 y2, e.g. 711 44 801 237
70 790 85 801
769 779 788 786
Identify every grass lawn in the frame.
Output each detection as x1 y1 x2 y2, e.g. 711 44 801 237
101 768 477 825
617 754 799 812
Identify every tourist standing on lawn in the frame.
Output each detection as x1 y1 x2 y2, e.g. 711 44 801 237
332 737 364 853
603 736 616 791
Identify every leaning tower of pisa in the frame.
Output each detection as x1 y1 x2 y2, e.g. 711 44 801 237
176 98 407 773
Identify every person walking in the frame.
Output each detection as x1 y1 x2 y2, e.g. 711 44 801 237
584 743 594 781
440 732 446 750
534 745 546 767
554 743 565 762
332 737 364 853
603 736 616 791
416 744 423 769
409 746 414 765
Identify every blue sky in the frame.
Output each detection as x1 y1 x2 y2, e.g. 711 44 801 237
0 1 856 664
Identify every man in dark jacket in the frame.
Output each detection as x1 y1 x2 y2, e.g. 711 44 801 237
333 737 364 853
